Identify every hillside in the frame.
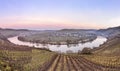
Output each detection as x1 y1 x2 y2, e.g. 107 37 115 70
0 40 56 71
0 28 30 38
93 34 120 56
98 26 120 38
0 33 8 41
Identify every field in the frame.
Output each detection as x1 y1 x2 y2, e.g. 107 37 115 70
0 41 119 71
18 31 97 45
46 54 120 71
0 50 120 71
93 36 120 56
83 55 120 68
0 41 56 71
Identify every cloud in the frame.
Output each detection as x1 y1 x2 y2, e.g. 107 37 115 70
0 9 119 29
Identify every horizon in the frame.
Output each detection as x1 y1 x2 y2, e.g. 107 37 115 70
0 0 120 30
1 25 119 31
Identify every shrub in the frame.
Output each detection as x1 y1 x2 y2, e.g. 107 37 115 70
81 47 92 54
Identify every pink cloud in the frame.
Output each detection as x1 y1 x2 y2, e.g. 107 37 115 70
0 22 105 30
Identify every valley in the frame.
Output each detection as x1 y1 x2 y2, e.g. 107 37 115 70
0 26 119 71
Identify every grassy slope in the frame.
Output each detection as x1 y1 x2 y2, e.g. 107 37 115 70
23 49 55 71
94 36 120 56
82 36 120 67
0 41 56 71
81 27 120 68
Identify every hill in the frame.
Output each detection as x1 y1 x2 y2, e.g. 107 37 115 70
93 34 120 56
0 40 56 71
98 26 120 38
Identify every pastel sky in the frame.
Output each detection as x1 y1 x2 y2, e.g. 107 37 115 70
0 0 120 30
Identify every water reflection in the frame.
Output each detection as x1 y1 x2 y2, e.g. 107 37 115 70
8 36 107 53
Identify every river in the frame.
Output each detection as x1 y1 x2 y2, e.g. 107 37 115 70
8 36 107 53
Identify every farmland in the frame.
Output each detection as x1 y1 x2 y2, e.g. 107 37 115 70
0 41 56 71
46 54 120 71
0 38 120 71
83 55 120 68
0 27 120 71
18 30 97 45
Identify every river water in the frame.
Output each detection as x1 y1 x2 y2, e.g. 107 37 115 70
8 36 107 53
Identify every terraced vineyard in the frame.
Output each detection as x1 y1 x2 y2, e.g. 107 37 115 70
45 54 120 71
82 55 120 71
0 41 57 71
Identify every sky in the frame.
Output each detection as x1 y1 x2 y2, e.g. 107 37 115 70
0 0 120 30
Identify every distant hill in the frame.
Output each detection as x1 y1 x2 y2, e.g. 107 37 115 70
94 26 120 55
98 26 120 32
0 28 34 38
60 29 96 31
98 26 120 38
0 33 8 41
0 28 30 31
